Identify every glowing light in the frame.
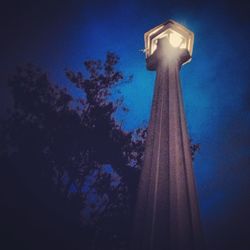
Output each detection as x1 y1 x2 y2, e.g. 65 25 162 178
169 31 184 48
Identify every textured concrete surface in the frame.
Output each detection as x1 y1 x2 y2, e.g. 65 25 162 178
132 38 204 250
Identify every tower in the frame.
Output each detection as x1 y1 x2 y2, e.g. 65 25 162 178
132 20 204 250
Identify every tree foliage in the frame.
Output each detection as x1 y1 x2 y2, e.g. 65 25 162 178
0 53 145 250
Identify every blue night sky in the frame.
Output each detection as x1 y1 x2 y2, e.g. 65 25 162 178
1 0 250 249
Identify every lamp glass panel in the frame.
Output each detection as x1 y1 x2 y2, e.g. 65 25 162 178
169 30 185 48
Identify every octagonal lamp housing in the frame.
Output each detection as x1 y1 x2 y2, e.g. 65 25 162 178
144 20 194 64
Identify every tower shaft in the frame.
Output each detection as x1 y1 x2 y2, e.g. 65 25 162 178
132 57 203 250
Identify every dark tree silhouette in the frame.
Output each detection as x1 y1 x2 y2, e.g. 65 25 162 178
0 53 145 250
0 52 199 250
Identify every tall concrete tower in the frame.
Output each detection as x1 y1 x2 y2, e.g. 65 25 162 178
132 20 204 250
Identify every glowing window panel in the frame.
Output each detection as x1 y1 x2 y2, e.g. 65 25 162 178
169 30 184 48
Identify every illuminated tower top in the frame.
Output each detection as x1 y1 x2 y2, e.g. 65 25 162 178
144 20 194 64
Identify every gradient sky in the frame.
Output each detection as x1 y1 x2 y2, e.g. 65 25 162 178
1 0 250 249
